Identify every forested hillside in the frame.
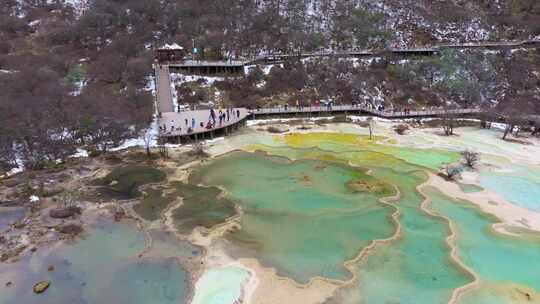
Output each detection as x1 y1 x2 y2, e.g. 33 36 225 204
1 0 539 171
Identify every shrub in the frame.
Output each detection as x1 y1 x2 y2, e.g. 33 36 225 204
187 142 209 158
394 124 409 135
267 126 288 133
461 150 480 168
440 163 463 180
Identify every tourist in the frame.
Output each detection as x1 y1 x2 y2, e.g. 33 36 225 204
185 118 188 126
200 122 204 128
226 109 230 122
191 118 195 129
210 108 216 124
236 109 240 118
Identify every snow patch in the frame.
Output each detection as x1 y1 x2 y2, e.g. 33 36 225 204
71 148 89 158
70 79 87 96
110 116 159 151
205 137 225 144
159 43 184 50
61 0 89 16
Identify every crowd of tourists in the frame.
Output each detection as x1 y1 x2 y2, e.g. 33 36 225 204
159 107 243 135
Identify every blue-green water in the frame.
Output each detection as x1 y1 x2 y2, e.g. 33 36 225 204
0 218 188 304
237 133 540 303
192 151 397 284
479 167 540 212
192 145 472 303
425 186 540 295
3 131 540 304
0 207 25 231
349 168 471 304
191 266 250 304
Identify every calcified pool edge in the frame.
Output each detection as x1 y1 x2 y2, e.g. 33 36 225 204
0 205 200 304
171 149 477 304
3 124 539 304
176 128 540 304
417 177 480 304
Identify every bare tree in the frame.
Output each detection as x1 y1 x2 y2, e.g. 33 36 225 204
0 129 18 171
368 118 374 140
440 107 456 136
49 188 82 219
157 136 168 159
188 142 208 159
461 150 479 168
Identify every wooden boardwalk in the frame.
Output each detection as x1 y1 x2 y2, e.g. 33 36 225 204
160 109 249 139
153 38 509 142
249 39 540 64
158 105 480 142
250 105 481 118
155 65 174 113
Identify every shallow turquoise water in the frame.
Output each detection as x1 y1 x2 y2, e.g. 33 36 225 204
425 186 540 298
0 219 188 304
192 151 396 284
246 135 479 303
479 168 540 212
4 131 539 304
191 266 250 304
193 148 472 303
0 207 25 231
349 168 471 304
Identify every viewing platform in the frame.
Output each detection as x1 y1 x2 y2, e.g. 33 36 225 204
159 109 249 143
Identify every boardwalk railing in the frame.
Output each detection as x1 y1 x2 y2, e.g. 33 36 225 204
245 39 540 64
250 105 481 118
158 106 481 141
